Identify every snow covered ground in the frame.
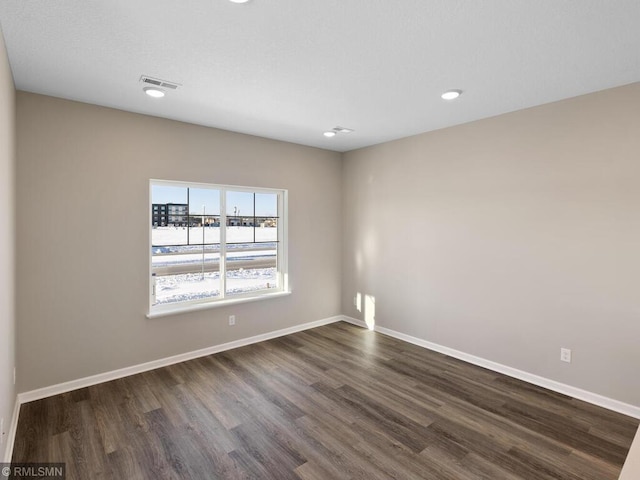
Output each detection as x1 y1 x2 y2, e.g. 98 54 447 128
154 268 277 305
152 226 277 245
151 226 278 305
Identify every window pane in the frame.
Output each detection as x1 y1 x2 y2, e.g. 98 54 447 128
152 225 187 246
255 193 278 216
189 223 221 245
152 185 187 205
151 185 188 245
226 221 255 243
152 245 221 305
225 243 277 295
226 191 254 216
255 218 278 242
189 188 220 216
187 188 221 245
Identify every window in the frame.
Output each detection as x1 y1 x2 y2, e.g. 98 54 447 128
149 180 288 315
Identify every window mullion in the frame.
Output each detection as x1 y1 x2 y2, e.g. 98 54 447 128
279 191 287 291
219 188 227 299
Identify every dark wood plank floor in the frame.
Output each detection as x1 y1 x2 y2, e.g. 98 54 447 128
13 322 639 479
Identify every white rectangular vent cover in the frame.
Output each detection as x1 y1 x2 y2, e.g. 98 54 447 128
140 75 181 90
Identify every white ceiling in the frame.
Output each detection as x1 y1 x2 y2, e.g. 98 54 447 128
1 1 639 152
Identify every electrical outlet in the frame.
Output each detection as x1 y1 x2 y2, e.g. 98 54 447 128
560 347 572 363
229 315 236 326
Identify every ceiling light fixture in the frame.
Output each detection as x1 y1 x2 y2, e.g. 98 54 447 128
323 126 354 138
144 87 165 98
441 89 462 100
229 0 251 3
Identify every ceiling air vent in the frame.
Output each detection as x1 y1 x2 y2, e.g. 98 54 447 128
139 75 181 90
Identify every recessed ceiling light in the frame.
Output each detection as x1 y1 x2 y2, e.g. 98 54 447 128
323 131 337 138
441 89 462 100
229 0 250 3
144 87 165 98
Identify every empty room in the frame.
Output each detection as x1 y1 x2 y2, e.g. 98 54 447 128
1 1 639 479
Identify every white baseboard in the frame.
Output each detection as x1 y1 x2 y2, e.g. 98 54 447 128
3 398 20 462
18 315 344 405
341 316 640 419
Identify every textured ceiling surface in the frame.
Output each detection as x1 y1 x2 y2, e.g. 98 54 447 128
1 1 639 151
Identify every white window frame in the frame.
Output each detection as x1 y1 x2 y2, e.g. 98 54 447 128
147 179 289 318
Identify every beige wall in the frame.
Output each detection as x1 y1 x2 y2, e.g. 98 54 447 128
16 92 342 392
0 27 16 456
342 82 640 407
620 427 640 479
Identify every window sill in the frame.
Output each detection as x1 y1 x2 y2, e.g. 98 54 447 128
146 290 291 319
